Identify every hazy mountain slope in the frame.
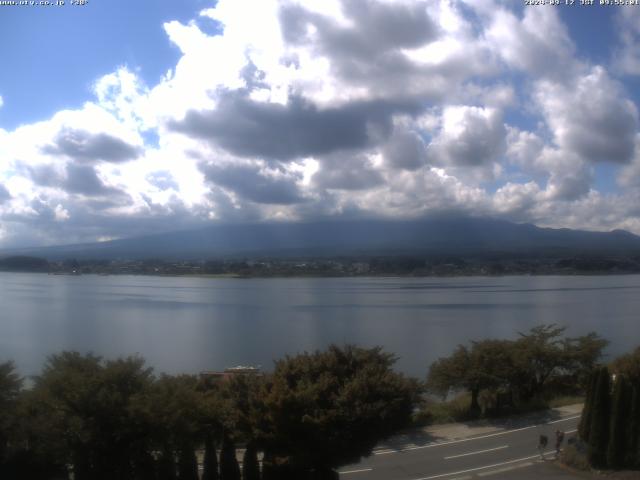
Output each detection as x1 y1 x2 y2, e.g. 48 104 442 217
4 217 640 260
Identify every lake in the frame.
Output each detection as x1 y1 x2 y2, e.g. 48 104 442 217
1 273 639 378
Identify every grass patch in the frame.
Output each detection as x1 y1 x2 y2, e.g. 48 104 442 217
546 395 584 408
412 393 585 427
412 393 475 426
559 443 591 471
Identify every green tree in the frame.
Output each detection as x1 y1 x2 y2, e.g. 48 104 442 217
512 324 568 400
133 374 205 478
588 366 611 469
218 374 266 447
177 446 199 480
578 369 598 442
258 345 420 476
562 332 609 390
202 434 219 480
427 326 607 414
467 339 517 412
32 352 155 480
7 385 70 479
33 352 103 480
199 382 226 480
98 356 156 477
611 346 640 385
607 375 631 468
157 450 177 480
216 374 269 478
261 451 278 480
428 340 516 416
428 345 478 414
0 362 22 476
219 434 241 480
626 386 640 468
132 451 157 480
242 443 260 480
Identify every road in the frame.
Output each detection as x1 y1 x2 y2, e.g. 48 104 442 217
338 412 580 480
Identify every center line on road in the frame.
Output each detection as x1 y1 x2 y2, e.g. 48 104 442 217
340 468 373 475
410 450 555 480
477 461 533 477
444 445 508 460
373 415 580 456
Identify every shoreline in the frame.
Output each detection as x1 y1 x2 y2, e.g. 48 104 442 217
3 270 640 279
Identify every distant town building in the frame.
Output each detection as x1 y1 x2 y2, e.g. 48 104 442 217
199 365 262 387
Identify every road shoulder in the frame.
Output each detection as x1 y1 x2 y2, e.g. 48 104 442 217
374 404 583 454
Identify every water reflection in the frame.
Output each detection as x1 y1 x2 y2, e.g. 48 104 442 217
1 273 639 377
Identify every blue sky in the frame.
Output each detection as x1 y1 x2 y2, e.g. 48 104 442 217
1 0 640 247
0 0 212 129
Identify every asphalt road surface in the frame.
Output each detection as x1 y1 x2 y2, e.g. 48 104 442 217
338 413 580 480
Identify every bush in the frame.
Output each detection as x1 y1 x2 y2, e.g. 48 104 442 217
547 395 585 409
258 345 421 472
560 444 591 471
419 393 475 424
415 392 585 428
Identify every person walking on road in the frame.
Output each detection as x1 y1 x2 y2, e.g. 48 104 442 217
538 434 548 460
555 430 565 458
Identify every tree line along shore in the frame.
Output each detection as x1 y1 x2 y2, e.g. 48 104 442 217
4 254 640 277
0 325 638 479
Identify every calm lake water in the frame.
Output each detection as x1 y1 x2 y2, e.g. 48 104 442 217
1 273 639 378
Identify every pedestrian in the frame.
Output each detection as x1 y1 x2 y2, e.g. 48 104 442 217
555 430 565 458
538 434 548 459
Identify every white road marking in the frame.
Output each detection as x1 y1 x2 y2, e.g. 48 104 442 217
444 445 508 460
477 461 533 477
409 450 555 480
340 468 373 475
373 415 580 456
548 417 579 425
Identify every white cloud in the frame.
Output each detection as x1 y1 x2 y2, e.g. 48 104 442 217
618 135 640 189
382 125 427 171
54 204 70 221
93 67 149 131
480 4 579 80
1 0 640 247
506 128 544 171
538 149 592 202
534 66 638 165
426 106 507 172
493 181 541 217
613 7 640 76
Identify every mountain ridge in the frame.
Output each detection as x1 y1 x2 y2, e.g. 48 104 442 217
3 217 640 260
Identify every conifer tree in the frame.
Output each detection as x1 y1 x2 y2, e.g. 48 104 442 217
0 362 21 479
579 369 598 442
220 434 241 480
261 451 276 480
202 434 219 480
177 446 199 480
157 449 177 480
607 375 631 469
134 451 157 480
242 443 260 480
626 386 640 468
588 366 611 468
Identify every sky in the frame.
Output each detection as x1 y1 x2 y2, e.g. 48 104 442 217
1 0 640 248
